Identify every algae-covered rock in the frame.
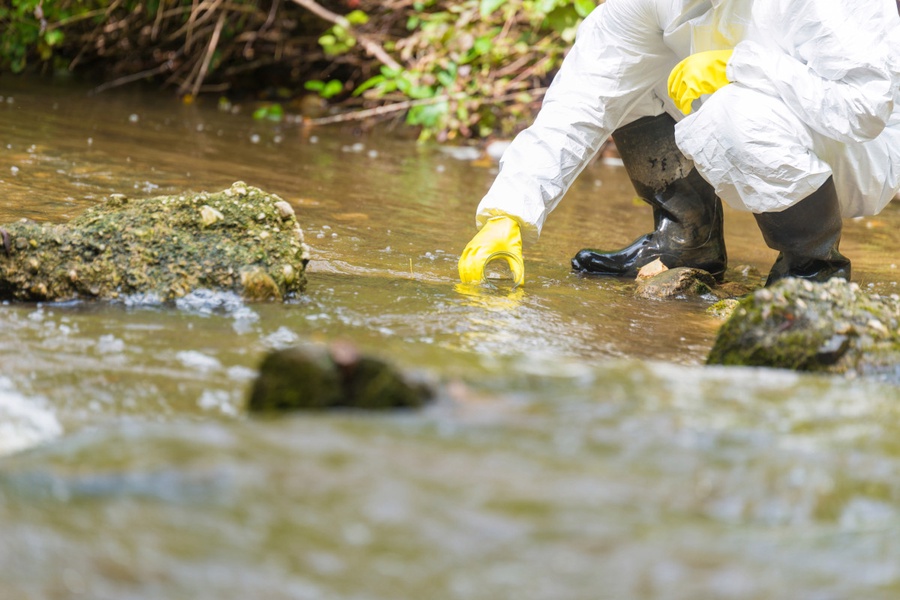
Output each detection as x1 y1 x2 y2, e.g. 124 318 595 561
708 278 900 380
707 298 741 320
248 341 435 412
0 182 310 302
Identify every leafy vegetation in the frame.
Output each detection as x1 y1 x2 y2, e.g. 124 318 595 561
0 0 600 140
0 0 85 74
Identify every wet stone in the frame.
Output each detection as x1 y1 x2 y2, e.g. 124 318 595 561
0 182 310 302
635 267 716 300
248 341 435 412
707 278 900 382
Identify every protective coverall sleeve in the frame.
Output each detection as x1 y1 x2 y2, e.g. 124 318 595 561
474 0 676 243
727 0 897 144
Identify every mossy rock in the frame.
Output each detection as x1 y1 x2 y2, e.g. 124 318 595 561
248 341 435 412
0 182 310 302
708 278 900 381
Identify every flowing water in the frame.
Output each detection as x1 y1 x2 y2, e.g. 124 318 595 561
2 76 900 599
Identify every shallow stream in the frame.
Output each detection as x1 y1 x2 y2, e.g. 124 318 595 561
2 76 900 599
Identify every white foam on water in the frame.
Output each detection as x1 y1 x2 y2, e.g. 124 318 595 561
175 289 260 325
176 350 222 372
197 389 239 417
0 377 62 457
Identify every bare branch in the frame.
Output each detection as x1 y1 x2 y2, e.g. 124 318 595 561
91 61 174 94
288 0 402 72
304 88 548 127
191 11 227 97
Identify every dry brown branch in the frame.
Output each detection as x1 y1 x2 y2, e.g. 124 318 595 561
191 11 227 96
48 0 123 31
306 96 452 126
151 0 166 40
493 54 533 79
173 0 223 49
91 60 175 94
305 87 548 127
261 0 280 31
288 0 402 72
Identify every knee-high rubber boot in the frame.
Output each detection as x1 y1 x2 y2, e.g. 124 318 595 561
754 176 851 286
571 113 727 280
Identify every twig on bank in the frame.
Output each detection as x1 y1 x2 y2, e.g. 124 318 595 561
47 0 123 31
288 0 402 72
191 11 227 97
171 0 223 48
306 96 448 126
304 87 548 126
91 61 174 94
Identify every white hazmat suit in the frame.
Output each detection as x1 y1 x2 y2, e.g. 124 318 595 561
475 0 900 245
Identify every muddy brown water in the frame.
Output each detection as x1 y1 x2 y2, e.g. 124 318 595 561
2 76 900 599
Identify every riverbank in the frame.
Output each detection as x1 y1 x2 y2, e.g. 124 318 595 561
2 0 598 141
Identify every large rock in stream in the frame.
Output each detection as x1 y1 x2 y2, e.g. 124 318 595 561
708 278 900 381
0 182 310 302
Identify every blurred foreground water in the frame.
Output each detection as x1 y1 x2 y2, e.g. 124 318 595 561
1 76 900 599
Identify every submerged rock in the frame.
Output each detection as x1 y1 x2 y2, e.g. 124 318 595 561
635 267 716 300
635 264 760 302
248 341 435 412
0 182 310 302
708 278 900 380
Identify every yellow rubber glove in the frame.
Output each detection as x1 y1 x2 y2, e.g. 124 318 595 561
667 49 733 115
458 216 525 287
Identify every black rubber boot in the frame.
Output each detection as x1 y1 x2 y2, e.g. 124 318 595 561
571 113 727 280
754 176 851 286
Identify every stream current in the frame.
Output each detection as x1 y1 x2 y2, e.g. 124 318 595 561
1 76 900 599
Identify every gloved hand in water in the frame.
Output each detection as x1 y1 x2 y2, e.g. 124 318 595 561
458 216 525 287
668 49 734 115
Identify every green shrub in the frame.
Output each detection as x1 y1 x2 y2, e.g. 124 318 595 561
0 0 600 140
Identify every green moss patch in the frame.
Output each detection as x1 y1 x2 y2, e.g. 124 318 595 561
708 278 900 381
0 182 309 302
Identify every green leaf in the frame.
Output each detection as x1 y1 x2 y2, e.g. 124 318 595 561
407 101 448 127
252 103 284 122
408 84 435 99
304 80 325 92
436 71 455 88
353 74 386 96
535 0 558 14
473 36 492 55
346 10 369 25
545 8 579 36
267 104 284 120
574 0 596 18
43 29 62 47
479 0 506 18
322 79 343 98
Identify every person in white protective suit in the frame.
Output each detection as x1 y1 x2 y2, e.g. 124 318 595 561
457 0 900 288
